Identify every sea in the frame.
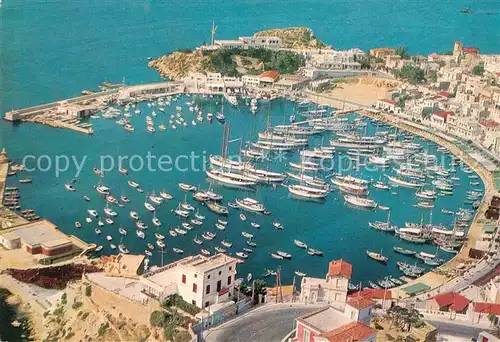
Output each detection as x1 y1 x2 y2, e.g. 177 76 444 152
0 1 498 338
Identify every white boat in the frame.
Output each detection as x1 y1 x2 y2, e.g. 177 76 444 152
344 194 377 208
118 244 129 254
288 185 328 199
104 206 117 217
106 235 113 241
175 227 187 235
130 210 139 220
119 227 127 235
144 202 155 212
119 167 128 175
128 180 139 188
209 155 250 171
251 222 261 228
155 233 165 240
369 156 391 166
235 198 266 212
105 218 114 225
95 228 102 235
387 175 424 188
294 240 307 248
193 236 203 245
95 245 103 252
152 215 161 227
273 221 283 229
85 217 92 223
240 214 247 221
242 231 253 238
179 183 196 191
277 251 292 259
191 219 203 226
206 170 257 186
75 221 81 228
169 230 178 237
149 194 163 205
65 184 76 192
110 244 116 250
96 185 110 195
120 195 130 203
87 209 98 217
236 252 248 259
373 181 390 190
173 248 184 254
182 222 193 230
136 221 147 229
221 240 232 248
160 190 173 200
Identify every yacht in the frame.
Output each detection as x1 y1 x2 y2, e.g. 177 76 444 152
178 183 197 191
344 195 377 208
289 185 328 199
235 198 266 212
209 155 250 171
206 169 257 186
294 240 307 248
160 190 173 200
207 201 229 215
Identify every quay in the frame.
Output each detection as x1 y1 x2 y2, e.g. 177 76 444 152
358 108 498 300
3 81 184 134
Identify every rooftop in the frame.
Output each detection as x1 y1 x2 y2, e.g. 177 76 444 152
432 111 454 120
259 70 280 81
3 220 72 248
298 306 351 333
473 302 500 315
402 283 431 295
346 296 373 310
319 321 376 342
379 99 397 105
327 259 353 279
480 120 500 128
349 288 393 300
432 292 471 312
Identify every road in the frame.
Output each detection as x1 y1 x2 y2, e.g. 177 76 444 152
203 303 323 342
428 319 490 341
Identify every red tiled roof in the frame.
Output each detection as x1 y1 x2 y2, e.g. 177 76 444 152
438 91 452 98
347 296 373 310
380 99 396 105
432 111 454 120
473 302 500 315
480 121 500 128
327 259 353 279
320 322 376 342
349 288 393 300
462 47 479 54
259 70 280 80
433 292 470 312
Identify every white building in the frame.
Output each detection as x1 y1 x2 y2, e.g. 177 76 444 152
140 253 238 309
375 99 397 113
306 49 362 70
214 35 282 50
241 75 260 88
300 259 351 309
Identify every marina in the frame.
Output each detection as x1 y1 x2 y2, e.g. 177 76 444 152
0 94 486 288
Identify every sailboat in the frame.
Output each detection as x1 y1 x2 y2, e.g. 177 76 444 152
368 211 396 232
366 249 388 263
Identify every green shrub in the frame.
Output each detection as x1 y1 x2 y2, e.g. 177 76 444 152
81 312 89 320
150 310 167 327
174 330 192 342
84 285 91 297
164 325 176 341
72 301 83 310
53 307 64 316
98 322 109 336
65 332 75 340
163 294 201 316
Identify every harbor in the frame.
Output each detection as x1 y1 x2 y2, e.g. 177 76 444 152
0 92 488 293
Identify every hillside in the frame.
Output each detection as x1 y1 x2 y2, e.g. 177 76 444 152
148 50 210 80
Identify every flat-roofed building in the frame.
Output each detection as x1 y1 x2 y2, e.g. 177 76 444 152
259 70 280 88
0 220 85 263
369 47 396 59
214 35 282 50
140 253 238 309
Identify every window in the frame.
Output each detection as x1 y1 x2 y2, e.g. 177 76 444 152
208 275 211 279
304 329 310 342
205 301 209 308
181 274 186 284
194 274 197 278
218 271 222 275
193 283 197 293
227 275 232 285
216 280 222 292
192 300 196 306
206 285 211 294
350 311 356 320
229 266 232 271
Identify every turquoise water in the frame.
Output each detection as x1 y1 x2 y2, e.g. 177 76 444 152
0 96 484 286
0 0 496 286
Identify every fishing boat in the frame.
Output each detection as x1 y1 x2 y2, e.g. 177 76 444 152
236 252 248 259
179 183 197 191
207 202 229 215
344 195 377 208
393 246 417 255
366 249 388 263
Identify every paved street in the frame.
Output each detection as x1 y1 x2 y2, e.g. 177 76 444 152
203 303 323 342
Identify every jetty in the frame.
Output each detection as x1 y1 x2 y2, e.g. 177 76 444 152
4 81 184 134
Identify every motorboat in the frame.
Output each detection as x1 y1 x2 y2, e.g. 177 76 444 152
271 253 283 260
160 190 173 200
119 167 128 175
96 185 111 195
201 249 210 256
95 228 102 235
104 206 117 217
173 248 184 254
372 181 390 190
119 227 127 235
95 245 103 252
236 252 248 259
240 214 247 221
191 219 203 226
85 217 92 223
152 215 161 226
149 194 163 205
215 223 226 230
130 211 139 220
75 221 81 228
145 250 152 257
307 248 323 256
393 246 417 255
121 195 130 203
179 183 197 191
83 195 91 202
181 222 193 230
251 222 260 228
175 227 187 235
241 231 253 239
110 244 117 250
221 240 232 248
106 235 113 241
193 236 203 245
65 184 76 192
169 230 178 237
155 233 165 240
87 209 98 217
144 202 155 212
294 240 307 248
105 218 114 225
215 246 226 253
273 221 283 230
276 251 292 259
128 180 139 188
118 244 130 254
136 221 147 229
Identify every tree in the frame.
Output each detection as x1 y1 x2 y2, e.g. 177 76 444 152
252 280 267 303
427 70 438 82
392 64 425 85
395 46 409 59
472 64 485 76
150 310 167 327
